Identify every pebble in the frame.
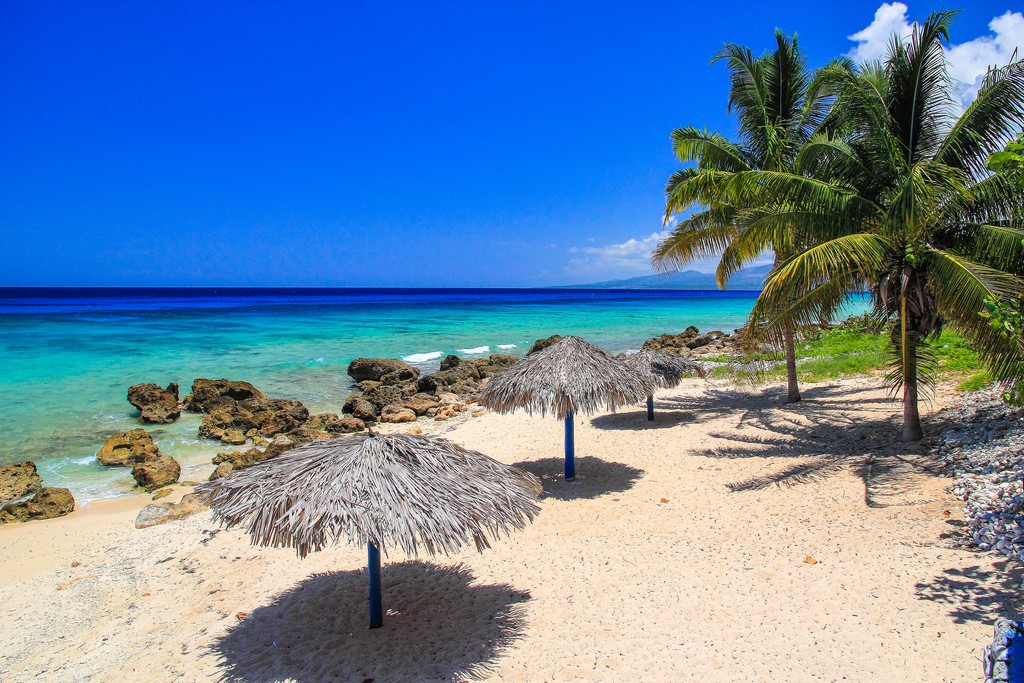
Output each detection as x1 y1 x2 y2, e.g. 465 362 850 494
936 389 1024 564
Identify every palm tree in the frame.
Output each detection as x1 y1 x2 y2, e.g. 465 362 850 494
654 30 831 403
738 11 1024 439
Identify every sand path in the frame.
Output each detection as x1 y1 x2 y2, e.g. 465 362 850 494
1 377 1018 682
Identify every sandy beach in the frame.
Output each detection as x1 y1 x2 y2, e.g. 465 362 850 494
1 376 1018 682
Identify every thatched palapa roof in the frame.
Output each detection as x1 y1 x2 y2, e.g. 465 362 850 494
479 335 655 419
623 350 704 390
195 432 542 559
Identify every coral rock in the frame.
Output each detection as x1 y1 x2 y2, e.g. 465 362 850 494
97 429 161 467
132 455 181 490
0 488 75 523
0 461 43 505
127 382 181 423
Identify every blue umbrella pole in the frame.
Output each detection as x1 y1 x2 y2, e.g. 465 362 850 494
646 395 655 421
368 541 383 629
564 411 576 480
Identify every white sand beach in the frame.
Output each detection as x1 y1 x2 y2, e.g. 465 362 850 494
0 376 1018 682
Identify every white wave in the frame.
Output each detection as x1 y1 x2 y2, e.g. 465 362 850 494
497 344 517 350
402 351 443 363
456 346 490 355
73 456 96 466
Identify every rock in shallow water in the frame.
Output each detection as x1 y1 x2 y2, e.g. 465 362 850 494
347 358 419 383
184 378 269 413
132 455 181 490
127 382 180 423
0 488 75 523
0 461 43 505
97 429 161 467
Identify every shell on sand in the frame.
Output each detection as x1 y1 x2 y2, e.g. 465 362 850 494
195 432 541 559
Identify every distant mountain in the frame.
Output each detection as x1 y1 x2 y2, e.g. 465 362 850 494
556 264 771 290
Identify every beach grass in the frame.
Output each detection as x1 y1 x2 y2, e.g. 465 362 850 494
710 324 992 389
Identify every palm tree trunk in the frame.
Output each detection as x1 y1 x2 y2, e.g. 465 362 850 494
783 324 800 403
901 284 924 441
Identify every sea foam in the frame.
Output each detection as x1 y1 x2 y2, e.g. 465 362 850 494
457 346 489 355
403 351 443 363
497 344 517 350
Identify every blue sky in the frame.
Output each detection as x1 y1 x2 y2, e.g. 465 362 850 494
2 2 1022 287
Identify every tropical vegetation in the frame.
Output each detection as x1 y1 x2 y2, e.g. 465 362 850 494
653 30 831 403
657 10 1024 439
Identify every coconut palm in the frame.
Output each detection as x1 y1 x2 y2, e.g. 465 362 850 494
738 11 1024 439
654 30 832 403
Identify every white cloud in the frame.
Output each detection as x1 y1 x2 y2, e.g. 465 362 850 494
946 11 1024 107
848 2 915 64
563 218 772 283
848 5 1024 110
564 230 670 281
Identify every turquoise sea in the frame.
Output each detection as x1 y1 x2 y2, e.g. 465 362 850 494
0 288 861 501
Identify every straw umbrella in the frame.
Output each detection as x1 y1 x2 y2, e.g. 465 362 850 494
194 432 541 629
623 350 704 420
479 335 655 480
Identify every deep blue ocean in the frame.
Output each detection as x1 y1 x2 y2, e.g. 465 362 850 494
0 287 859 501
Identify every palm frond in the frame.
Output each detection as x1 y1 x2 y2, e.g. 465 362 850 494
925 247 1024 380
936 59 1024 179
652 210 737 273
670 126 753 171
883 10 958 163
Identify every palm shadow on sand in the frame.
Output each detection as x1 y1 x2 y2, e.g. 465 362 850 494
211 562 529 683
509 456 644 501
915 559 1024 624
655 383 948 509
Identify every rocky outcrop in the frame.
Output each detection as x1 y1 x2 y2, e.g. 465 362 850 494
417 357 481 394
473 354 519 377
97 429 161 467
188 379 315 444
251 398 309 437
135 493 208 529
340 352 517 425
132 455 181 490
347 358 420 383
198 407 257 442
433 392 470 421
439 354 462 371
528 335 562 355
342 396 379 423
402 395 440 416
208 429 333 480
305 413 364 433
380 404 416 423
0 462 43 504
0 488 75 523
305 413 339 431
642 326 739 358
337 416 365 432
380 367 420 385
183 379 268 413
360 384 405 410
128 383 181 423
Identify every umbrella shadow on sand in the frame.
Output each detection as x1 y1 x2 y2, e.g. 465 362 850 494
510 456 644 501
211 561 529 683
589 408 700 431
